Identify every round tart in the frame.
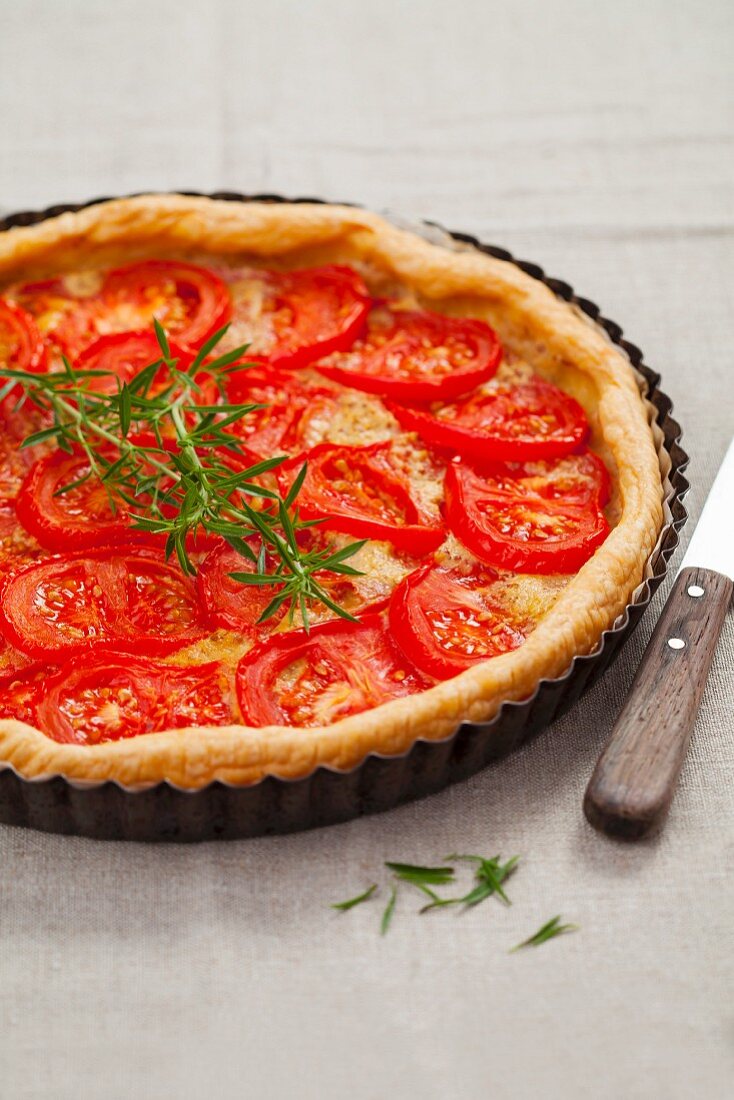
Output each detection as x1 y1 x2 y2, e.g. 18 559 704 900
0 195 663 790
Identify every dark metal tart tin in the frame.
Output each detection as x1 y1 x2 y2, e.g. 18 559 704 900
0 192 689 840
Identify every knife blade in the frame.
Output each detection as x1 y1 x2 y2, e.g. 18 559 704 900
678 437 734 580
584 437 734 838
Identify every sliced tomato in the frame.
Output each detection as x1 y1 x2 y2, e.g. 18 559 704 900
224 367 333 458
276 442 445 553
468 450 611 509
228 368 388 459
0 505 46 575
35 654 235 744
445 461 609 574
0 662 51 726
389 560 528 679
197 542 287 634
227 265 370 369
74 330 191 395
0 298 48 375
390 379 588 462
0 549 206 659
236 613 430 727
0 633 33 677
100 260 232 349
16 450 135 552
9 276 107 360
0 411 39 508
316 304 502 401
198 533 389 634
16 435 251 554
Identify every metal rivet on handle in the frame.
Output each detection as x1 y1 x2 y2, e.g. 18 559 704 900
687 585 705 598
668 637 686 650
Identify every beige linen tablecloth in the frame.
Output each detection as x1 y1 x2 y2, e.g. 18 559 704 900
0 2 732 1097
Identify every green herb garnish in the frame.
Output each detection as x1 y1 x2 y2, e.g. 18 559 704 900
331 884 378 911
0 322 364 627
511 915 578 952
384 861 456 905
381 887 398 935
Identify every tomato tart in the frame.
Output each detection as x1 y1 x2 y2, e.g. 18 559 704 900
0 195 664 791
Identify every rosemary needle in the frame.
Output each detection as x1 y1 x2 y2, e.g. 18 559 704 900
331 885 378 911
511 916 579 952
381 887 398 935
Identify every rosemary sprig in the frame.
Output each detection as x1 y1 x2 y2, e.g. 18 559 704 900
511 916 579 952
0 322 364 626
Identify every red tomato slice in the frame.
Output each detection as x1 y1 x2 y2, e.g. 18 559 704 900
389 560 528 679
0 298 48 374
228 265 370 369
74 330 190 394
445 461 609 574
316 304 502 401
36 654 235 744
468 450 611 509
0 633 34 677
16 450 136 552
101 260 232 349
0 410 39 507
9 277 107 360
198 534 389 634
0 549 206 659
390 379 588 462
198 542 288 634
225 367 333 458
0 506 45 575
0 661 51 726
276 442 445 553
236 613 430 727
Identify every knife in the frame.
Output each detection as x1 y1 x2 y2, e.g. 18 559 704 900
584 438 734 839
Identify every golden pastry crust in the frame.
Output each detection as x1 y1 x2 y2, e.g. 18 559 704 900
0 195 663 789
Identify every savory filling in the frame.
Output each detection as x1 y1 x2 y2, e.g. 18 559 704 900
0 260 611 743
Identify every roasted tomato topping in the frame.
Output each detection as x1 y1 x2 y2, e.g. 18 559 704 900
276 442 445 553
226 265 370 369
389 560 528 679
198 534 389 635
468 450 611 509
11 262 232 357
9 276 113 359
74 330 190 394
16 451 133 552
0 550 206 659
236 613 430 727
0 633 34 677
445 460 609 574
390 379 588 462
36 655 235 744
0 662 52 726
198 542 288 634
0 298 47 375
0 507 45 575
100 261 232 349
317 304 502 401
0 411 39 508
224 367 336 458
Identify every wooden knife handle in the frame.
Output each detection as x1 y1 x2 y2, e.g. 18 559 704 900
584 566 732 839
